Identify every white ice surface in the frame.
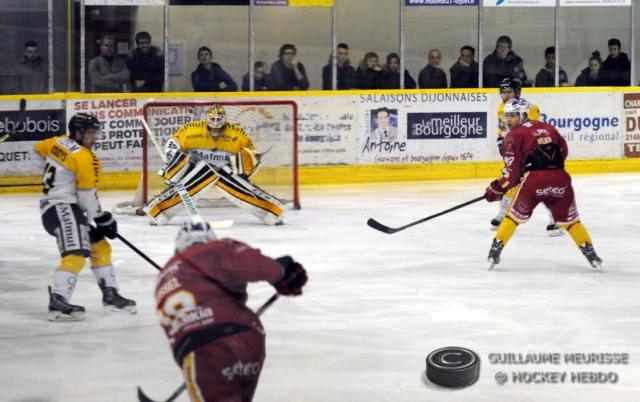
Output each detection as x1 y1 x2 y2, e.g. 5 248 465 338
1 173 639 402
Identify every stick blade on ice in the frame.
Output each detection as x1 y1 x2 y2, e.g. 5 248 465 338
366 218 396 234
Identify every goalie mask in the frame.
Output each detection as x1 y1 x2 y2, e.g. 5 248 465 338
503 98 531 122
175 222 217 253
68 113 101 143
206 105 226 129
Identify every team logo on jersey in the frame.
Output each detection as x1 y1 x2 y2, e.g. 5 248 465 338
536 186 566 197
221 361 262 381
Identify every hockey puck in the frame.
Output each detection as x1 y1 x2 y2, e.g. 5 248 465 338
426 346 480 388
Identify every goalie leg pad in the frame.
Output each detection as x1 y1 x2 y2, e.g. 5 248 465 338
159 150 191 183
214 168 284 225
143 161 219 225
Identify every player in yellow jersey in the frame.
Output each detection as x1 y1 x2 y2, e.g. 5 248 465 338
143 105 284 225
34 113 136 321
491 78 562 237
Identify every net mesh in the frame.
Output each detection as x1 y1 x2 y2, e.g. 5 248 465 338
114 100 299 214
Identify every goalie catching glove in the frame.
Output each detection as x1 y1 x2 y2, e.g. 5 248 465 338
274 256 307 296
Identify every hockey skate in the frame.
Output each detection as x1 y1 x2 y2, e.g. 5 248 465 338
579 243 602 269
98 279 137 314
546 223 565 237
48 286 85 321
487 239 504 270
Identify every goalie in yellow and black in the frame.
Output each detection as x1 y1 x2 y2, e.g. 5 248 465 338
143 105 285 225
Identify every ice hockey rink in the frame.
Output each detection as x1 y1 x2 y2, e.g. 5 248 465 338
1 172 639 402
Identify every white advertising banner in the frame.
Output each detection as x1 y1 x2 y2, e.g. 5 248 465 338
524 92 621 159
484 0 556 7
357 92 492 164
0 91 629 176
560 0 630 6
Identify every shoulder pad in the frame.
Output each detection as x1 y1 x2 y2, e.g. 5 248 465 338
57 137 82 153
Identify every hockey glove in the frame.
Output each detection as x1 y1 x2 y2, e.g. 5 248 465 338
94 211 118 239
485 179 506 202
274 256 308 296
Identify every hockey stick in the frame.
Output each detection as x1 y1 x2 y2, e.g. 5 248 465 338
140 117 233 229
137 292 280 402
116 233 162 271
0 98 27 143
367 195 485 234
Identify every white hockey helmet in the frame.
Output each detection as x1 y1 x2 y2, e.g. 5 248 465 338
503 97 531 121
206 105 226 129
175 222 217 253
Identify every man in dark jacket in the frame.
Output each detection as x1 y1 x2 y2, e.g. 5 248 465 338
418 49 447 89
242 61 272 91
534 47 568 87
601 38 631 86
270 44 310 91
126 32 164 92
380 53 416 89
8 40 47 94
191 46 237 92
449 45 479 88
483 36 528 88
322 43 356 90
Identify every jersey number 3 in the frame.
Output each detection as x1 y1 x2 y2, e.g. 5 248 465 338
43 163 56 194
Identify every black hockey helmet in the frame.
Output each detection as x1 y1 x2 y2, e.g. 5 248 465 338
68 113 101 143
499 77 521 96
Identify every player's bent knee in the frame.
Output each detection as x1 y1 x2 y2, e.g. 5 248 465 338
90 239 112 267
57 254 86 274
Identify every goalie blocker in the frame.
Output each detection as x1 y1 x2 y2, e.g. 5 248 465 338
143 150 284 225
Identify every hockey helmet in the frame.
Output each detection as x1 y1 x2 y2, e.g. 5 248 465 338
503 98 531 121
206 105 226 129
499 77 522 96
175 222 217 253
68 113 101 143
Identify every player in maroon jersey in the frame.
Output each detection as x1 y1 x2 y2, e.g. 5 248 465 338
484 98 602 270
155 222 308 402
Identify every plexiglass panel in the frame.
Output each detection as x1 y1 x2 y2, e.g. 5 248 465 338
482 7 554 88
254 4 331 91
558 6 631 87
0 0 51 94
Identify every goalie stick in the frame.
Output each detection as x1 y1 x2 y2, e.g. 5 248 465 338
137 293 280 402
367 195 485 234
0 98 26 143
139 116 234 229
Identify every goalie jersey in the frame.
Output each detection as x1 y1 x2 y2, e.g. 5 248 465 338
165 120 257 175
33 136 103 221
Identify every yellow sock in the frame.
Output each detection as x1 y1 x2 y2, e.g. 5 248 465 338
562 221 593 247
57 254 85 274
496 216 518 246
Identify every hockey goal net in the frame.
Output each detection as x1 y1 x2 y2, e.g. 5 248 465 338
116 100 300 213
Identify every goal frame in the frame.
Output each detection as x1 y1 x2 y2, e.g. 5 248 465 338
140 100 300 209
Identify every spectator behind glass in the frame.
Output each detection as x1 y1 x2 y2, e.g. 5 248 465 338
449 45 479 88
88 35 130 93
482 35 528 88
270 44 310 91
322 43 357 90
380 53 416 89
242 61 272 91
534 47 568 87
601 38 631 86
357 52 385 89
191 46 237 92
575 51 608 87
418 49 447 89
126 31 164 92
8 40 47 94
